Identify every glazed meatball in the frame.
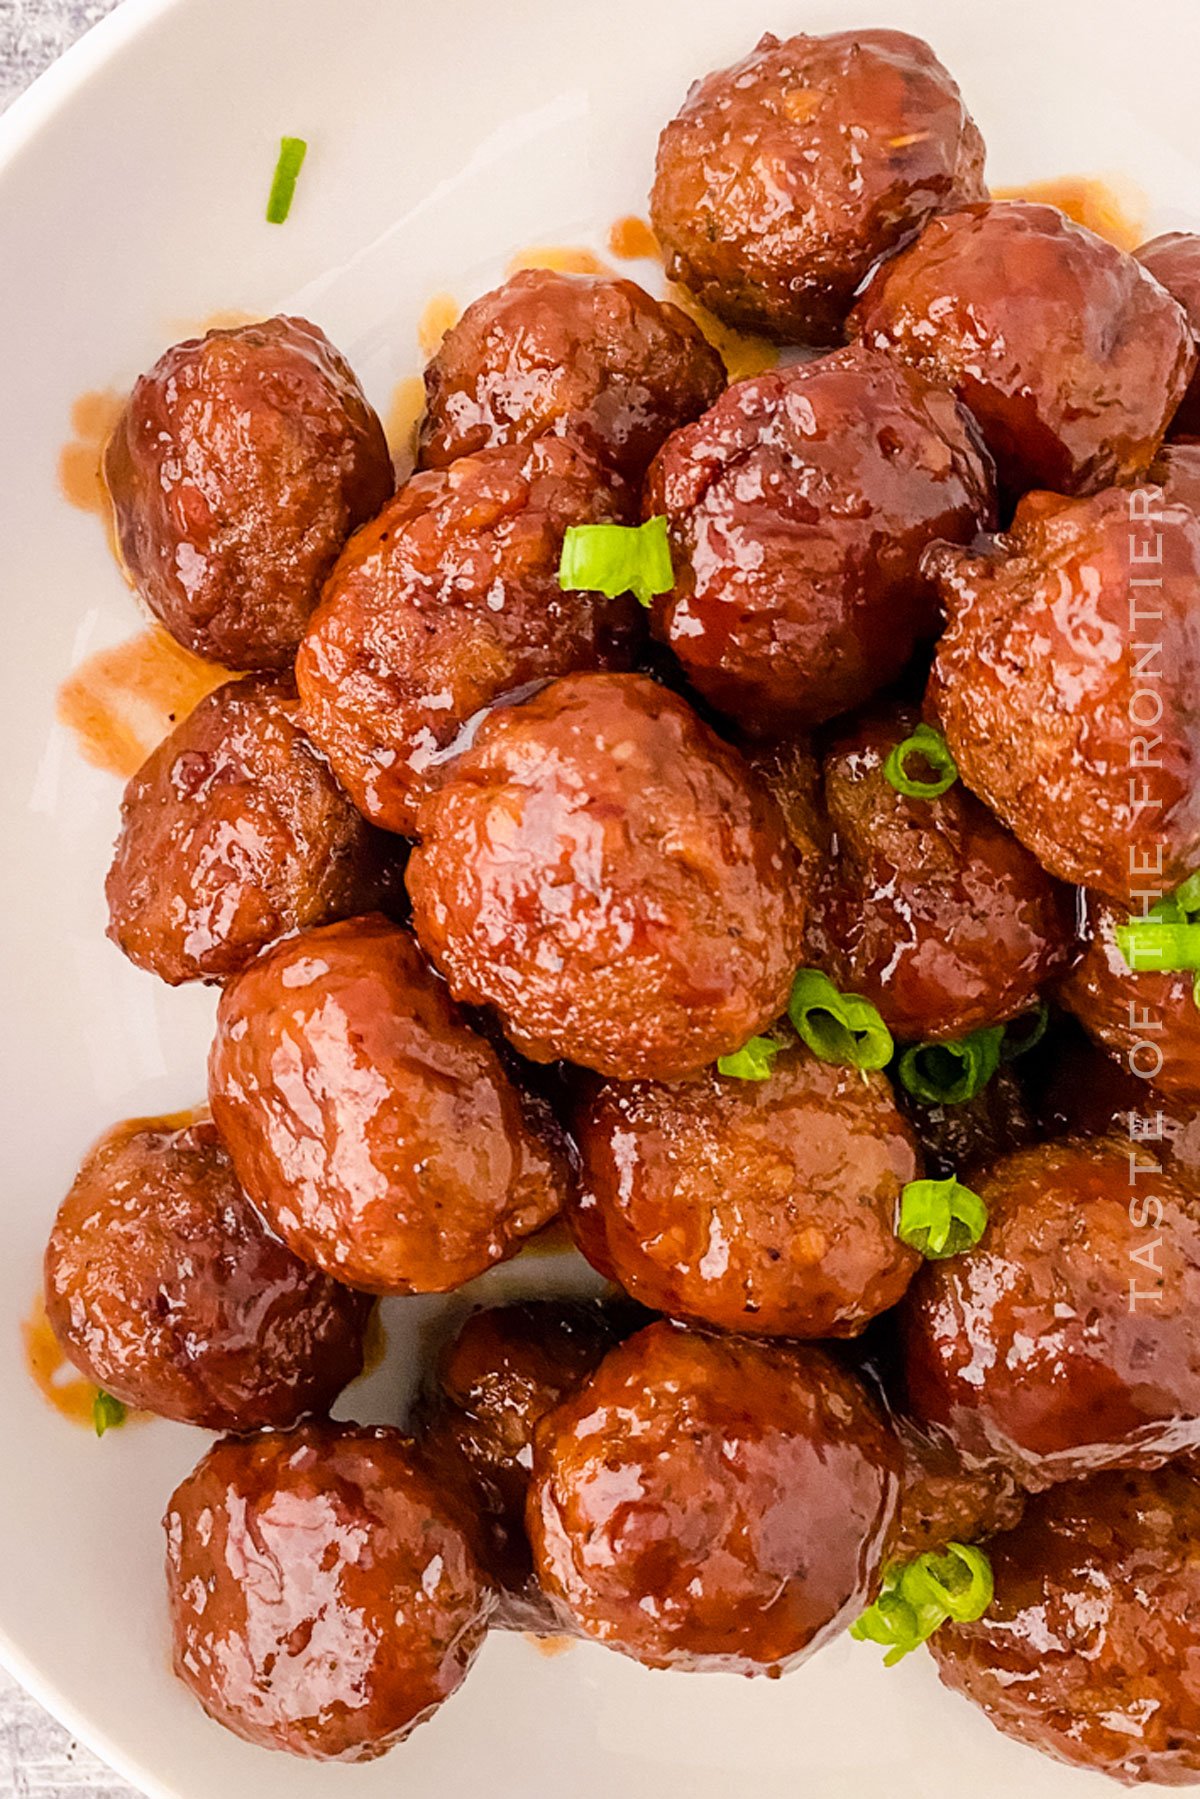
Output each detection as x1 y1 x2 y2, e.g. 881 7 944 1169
44 1116 369 1431
851 202 1195 497
1152 435 1200 509
105 317 392 669
418 269 725 480
901 1138 1200 1485
649 29 986 343
804 705 1073 1041
898 1065 1037 1184
1137 232 1200 435
892 1415 1026 1563
296 436 638 836
1031 1018 1200 1188
742 735 829 866
926 487 1200 906
571 1041 921 1338
932 1466 1200 1785
528 1321 900 1672
208 916 567 1294
165 1424 492 1760
645 347 995 733
413 1299 633 1630
407 674 808 1078
106 676 392 985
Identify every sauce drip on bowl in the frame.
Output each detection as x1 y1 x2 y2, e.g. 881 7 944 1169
992 175 1147 250
23 1292 98 1427
57 625 232 779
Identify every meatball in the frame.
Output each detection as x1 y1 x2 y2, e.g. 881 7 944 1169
164 1424 492 1760
742 735 829 866
649 29 986 343
528 1321 900 1672
1031 1018 1200 1188
296 436 638 836
645 347 995 733
105 317 392 669
1153 435 1200 509
1137 232 1200 435
105 676 392 985
571 1041 921 1338
805 705 1073 1041
901 1138 1200 1485
851 202 1195 497
898 1065 1037 1184
208 916 567 1294
44 1116 369 1431
892 1415 1026 1563
406 673 808 1079
926 487 1200 906
417 268 725 480
413 1299 633 1630
932 1466 1200 1785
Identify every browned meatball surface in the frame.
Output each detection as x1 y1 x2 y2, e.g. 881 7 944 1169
645 348 994 733
1138 232 1200 435
105 317 392 670
418 269 725 480
572 1042 920 1338
892 1415 1026 1563
106 676 391 985
851 202 1195 497
296 436 638 836
165 1424 492 1760
650 29 986 343
901 1138 1200 1485
208 916 566 1294
927 487 1200 906
406 674 808 1079
1153 436 1200 509
1031 1020 1200 1189
932 1466 1200 1785
44 1116 369 1431
742 735 829 866
528 1321 900 1672
899 1065 1037 1184
805 705 1073 1041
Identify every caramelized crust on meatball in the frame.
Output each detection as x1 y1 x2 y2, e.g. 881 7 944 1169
208 916 567 1294
650 29 986 343
528 1321 901 1672
296 436 638 836
892 1415 1026 1563
418 269 725 480
1137 232 1200 435
44 1116 370 1431
105 676 392 985
165 1424 493 1760
105 317 392 669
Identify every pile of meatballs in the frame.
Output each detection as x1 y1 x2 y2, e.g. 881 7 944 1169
41 24 1200 1786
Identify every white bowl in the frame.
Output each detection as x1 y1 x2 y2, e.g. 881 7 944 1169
1 1 1197 1794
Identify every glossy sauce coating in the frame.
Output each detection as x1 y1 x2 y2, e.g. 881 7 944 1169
1137 232 1200 435
1031 1020 1200 1190
892 1414 1026 1562
901 1138 1200 1484
106 676 392 985
406 673 809 1079
44 1117 369 1430
805 705 1073 1041
418 268 725 481
932 1466 1200 1785
572 1042 921 1337
208 916 567 1294
105 317 392 669
645 347 995 733
898 1064 1037 1183
851 202 1195 497
649 30 986 343
296 436 638 836
528 1321 901 1671
165 1424 493 1760
926 487 1200 906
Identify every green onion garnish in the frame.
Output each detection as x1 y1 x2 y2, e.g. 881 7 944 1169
898 1027 1003 1106
897 1176 988 1259
787 969 894 1071
882 724 958 800
850 1544 994 1665
266 136 308 225
716 1036 779 1081
92 1390 127 1438
558 516 674 608
998 1002 1050 1063
1114 920 1200 973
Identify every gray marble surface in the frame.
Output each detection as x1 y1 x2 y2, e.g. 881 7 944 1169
1 5 135 1789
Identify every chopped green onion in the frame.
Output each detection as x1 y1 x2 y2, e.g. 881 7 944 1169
882 724 958 800
787 969 894 1071
717 1036 779 1081
558 515 674 608
898 1176 988 1259
1115 921 1200 973
266 136 308 225
899 1027 1003 1106
92 1390 127 1438
998 1002 1050 1063
1176 871 1200 917
851 1545 994 1665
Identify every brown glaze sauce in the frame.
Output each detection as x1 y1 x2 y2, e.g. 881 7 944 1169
23 1293 98 1427
506 244 613 277
993 176 1147 251
57 625 233 780
417 293 462 360
608 215 661 261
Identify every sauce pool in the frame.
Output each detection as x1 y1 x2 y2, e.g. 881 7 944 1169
23 1293 98 1428
57 625 233 780
993 176 1147 251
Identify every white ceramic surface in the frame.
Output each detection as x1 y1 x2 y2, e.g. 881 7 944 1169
2 1 1198 1794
